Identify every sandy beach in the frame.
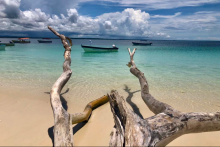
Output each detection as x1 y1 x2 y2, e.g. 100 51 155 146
0 84 220 146
1 0 220 145
0 39 220 146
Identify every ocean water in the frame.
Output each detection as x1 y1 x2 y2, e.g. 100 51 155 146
0 38 220 112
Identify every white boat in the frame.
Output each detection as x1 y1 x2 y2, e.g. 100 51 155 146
81 44 118 52
0 44 6 51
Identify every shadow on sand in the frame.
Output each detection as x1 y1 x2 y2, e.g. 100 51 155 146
46 88 69 146
46 88 88 146
124 85 143 119
47 85 142 146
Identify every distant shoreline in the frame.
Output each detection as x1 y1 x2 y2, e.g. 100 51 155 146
0 37 220 41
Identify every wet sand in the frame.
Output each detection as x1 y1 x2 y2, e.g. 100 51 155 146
0 85 220 146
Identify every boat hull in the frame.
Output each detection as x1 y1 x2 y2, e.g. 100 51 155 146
0 43 15 46
38 40 52 43
132 42 152 46
0 45 6 50
12 40 30 43
81 45 118 52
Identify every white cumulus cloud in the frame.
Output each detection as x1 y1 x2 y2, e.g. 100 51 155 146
97 8 150 36
0 0 21 18
21 9 50 22
67 9 78 23
0 7 155 37
0 0 174 38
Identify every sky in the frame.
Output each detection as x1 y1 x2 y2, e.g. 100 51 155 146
0 0 220 40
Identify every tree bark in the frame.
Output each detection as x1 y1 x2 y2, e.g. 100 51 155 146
109 48 220 146
48 26 109 146
72 95 109 124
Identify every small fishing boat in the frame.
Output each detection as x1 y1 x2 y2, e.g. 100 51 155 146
0 44 6 51
12 38 31 43
38 38 52 43
0 41 15 46
132 40 152 46
81 44 118 52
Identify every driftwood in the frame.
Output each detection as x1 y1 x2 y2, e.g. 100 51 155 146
48 26 108 146
48 26 220 146
109 48 220 146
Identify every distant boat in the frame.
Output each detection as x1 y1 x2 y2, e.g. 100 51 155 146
0 44 6 51
0 41 15 46
38 38 52 43
12 38 31 43
81 44 118 52
132 42 152 46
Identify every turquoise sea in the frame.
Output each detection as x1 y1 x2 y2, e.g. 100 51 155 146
0 38 220 112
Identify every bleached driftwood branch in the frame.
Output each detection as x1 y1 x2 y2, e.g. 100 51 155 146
109 48 220 146
48 26 108 146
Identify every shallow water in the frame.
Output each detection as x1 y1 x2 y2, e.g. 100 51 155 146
0 38 220 112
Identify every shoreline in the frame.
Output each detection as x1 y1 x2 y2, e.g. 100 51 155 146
1 78 219 112
0 85 220 146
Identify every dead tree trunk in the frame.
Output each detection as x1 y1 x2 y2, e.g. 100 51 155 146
48 26 109 146
109 48 220 146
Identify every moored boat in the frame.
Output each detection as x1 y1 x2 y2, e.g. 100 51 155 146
12 38 31 43
81 44 118 52
38 38 52 43
0 41 15 46
0 44 6 51
132 40 152 46
132 42 152 46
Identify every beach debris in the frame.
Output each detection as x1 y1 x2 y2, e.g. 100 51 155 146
72 95 108 124
48 26 109 147
108 48 220 146
47 27 220 146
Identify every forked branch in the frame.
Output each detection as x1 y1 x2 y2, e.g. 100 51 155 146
109 48 220 146
49 26 73 146
48 26 109 146
127 48 176 115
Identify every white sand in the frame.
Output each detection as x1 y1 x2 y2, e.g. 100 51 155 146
0 86 220 146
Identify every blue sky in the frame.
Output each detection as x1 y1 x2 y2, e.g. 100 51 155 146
0 0 220 40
